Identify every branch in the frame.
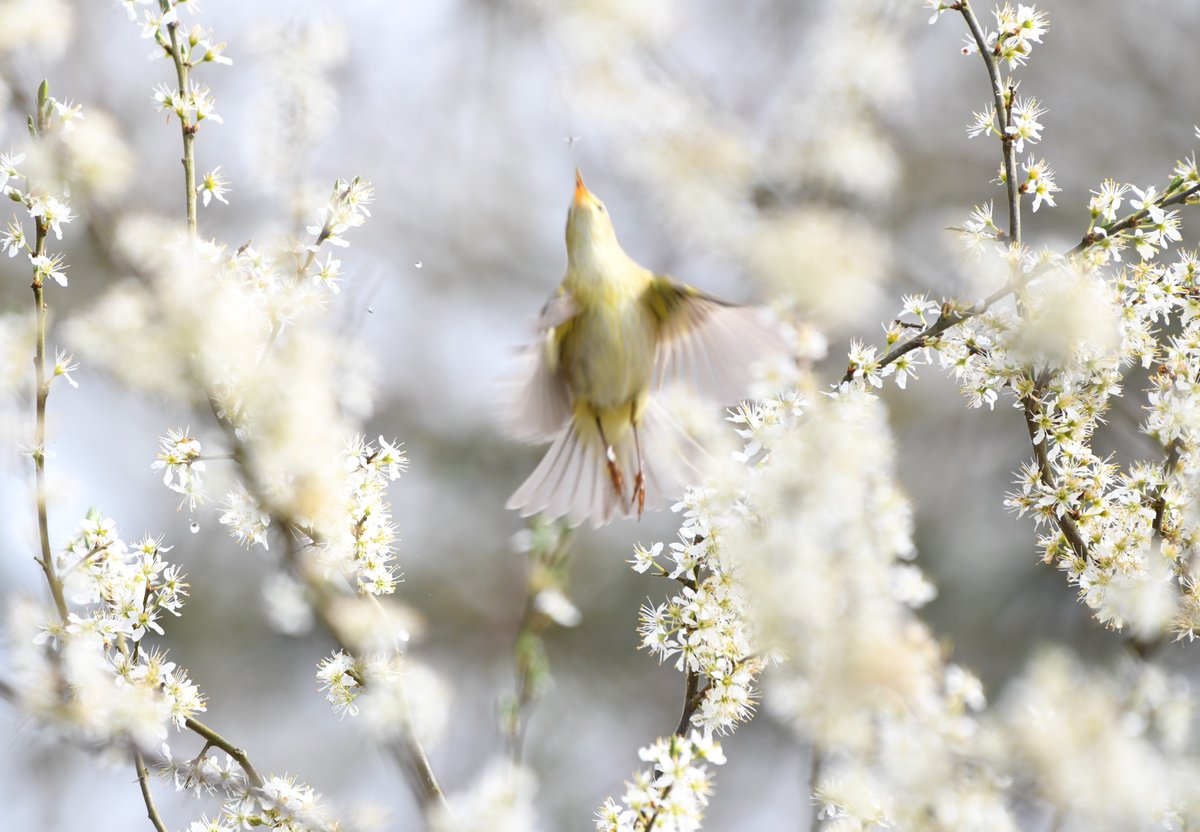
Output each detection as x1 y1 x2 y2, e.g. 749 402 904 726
807 746 824 831
205 400 450 815
1020 390 1090 561
1152 438 1183 539
184 716 264 788
671 654 759 740
503 522 574 764
958 1 1021 242
28 81 67 624
6 680 256 829
31 229 67 622
162 9 197 238
956 2 1095 565
673 668 701 737
135 750 170 832
385 737 450 817
846 1 1026 389
301 548 449 813
1070 182 1200 256
504 607 544 764
22 79 263 826
847 178 1200 388
841 280 1015 385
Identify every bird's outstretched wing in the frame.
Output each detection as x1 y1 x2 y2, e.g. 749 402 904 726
647 276 787 404
499 288 578 444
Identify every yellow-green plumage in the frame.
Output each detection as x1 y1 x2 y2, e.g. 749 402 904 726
504 171 786 527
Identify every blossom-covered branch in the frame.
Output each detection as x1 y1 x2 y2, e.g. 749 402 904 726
146 0 229 234
952 2 1096 568
210 408 450 814
850 6 1200 646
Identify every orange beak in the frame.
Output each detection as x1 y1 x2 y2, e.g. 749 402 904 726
574 168 590 204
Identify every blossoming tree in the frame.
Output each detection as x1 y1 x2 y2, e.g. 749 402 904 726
2 2 1200 831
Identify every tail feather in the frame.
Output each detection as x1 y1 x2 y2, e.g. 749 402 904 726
551 428 590 521
507 400 710 528
506 419 632 528
539 425 584 521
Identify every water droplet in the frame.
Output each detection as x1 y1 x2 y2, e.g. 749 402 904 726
189 521 200 534
414 261 423 269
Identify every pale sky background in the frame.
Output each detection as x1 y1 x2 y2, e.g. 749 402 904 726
1 1 1198 829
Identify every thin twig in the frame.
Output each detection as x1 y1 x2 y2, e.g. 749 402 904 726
842 281 1015 385
505 609 542 764
642 783 675 831
183 740 215 790
807 746 824 832
958 0 1020 241
184 716 264 788
386 735 450 814
161 4 197 238
31 228 67 622
135 750 170 832
1070 182 1200 256
1152 438 1183 539
504 524 574 764
1020 390 1090 560
61 543 105 580
673 669 701 737
27 84 67 625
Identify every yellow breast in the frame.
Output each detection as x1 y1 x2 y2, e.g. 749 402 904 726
556 239 658 414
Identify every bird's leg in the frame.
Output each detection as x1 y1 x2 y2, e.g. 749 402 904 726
631 403 646 519
595 416 624 499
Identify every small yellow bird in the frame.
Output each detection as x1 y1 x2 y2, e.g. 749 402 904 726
505 170 785 527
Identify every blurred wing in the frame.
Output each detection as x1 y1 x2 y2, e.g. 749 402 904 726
499 288 578 444
649 276 787 403
536 289 578 330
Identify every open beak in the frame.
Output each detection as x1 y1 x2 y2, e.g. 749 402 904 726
574 168 590 204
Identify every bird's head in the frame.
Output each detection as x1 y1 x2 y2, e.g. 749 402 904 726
565 169 619 262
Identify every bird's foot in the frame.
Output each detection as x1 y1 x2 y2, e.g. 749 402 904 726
633 471 646 519
605 446 625 498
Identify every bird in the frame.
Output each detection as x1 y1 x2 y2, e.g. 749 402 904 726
503 170 786 528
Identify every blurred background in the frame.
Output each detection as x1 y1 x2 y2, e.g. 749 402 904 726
1 0 1198 828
